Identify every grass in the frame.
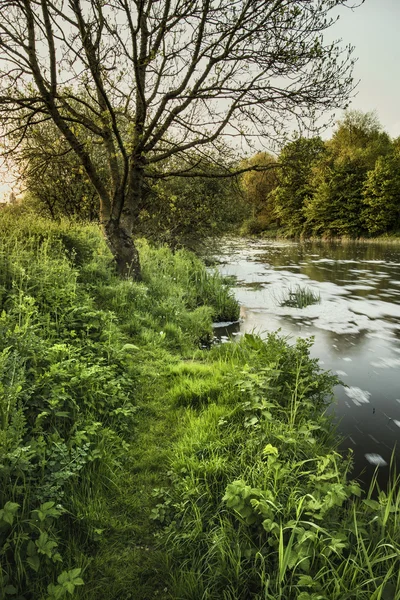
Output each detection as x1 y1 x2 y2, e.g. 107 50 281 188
0 208 238 599
1 206 400 600
280 285 321 308
157 336 400 599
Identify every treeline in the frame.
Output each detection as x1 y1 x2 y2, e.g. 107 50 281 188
241 110 400 238
14 121 247 251
15 110 400 247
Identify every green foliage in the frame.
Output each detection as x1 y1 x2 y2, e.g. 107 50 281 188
138 240 239 323
0 210 239 598
280 286 321 308
135 167 247 250
272 137 326 236
362 152 400 234
13 120 99 221
156 334 400 599
240 153 278 230
329 111 391 160
245 111 400 240
303 112 394 237
2 209 400 600
304 154 369 237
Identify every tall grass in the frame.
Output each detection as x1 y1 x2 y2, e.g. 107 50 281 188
155 334 400 599
280 285 321 308
0 209 239 599
2 208 399 600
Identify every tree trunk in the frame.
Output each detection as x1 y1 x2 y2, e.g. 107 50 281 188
104 218 141 279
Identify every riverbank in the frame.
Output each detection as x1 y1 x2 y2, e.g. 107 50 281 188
241 223 400 244
1 210 399 599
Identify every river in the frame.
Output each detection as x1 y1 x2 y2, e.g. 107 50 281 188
214 238 400 489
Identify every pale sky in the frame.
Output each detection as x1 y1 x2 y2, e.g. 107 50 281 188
0 0 398 200
325 0 400 138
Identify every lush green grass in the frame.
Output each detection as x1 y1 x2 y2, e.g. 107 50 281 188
1 208 399 600
156 336 400 599
0 209 238 599
280 285 321 309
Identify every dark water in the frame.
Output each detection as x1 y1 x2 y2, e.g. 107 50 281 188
215 238 400 488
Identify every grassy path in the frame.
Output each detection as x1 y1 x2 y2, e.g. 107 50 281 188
79 356 186 600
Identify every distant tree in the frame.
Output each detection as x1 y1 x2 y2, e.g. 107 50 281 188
304 111 391 236
362 152 400 234
240 152 278 226
137 167 244 250
329 110 391 158
0 0 361 276
271 137 326 236
15 122 99 220
305 155 368 236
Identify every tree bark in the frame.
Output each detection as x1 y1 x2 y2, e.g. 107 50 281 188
104 218 141 279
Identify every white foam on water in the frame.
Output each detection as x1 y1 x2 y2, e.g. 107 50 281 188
343 357 352 362
365 453 388 467
336 370 348 377
370 357 400 369
362 260 386 264
344 386 371 406
345 284 375 291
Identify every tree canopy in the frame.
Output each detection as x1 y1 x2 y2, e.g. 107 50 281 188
243 110 400 239
0 0 361 275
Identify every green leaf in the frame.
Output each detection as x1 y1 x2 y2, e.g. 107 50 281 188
121 343 140 351
27 553 40 572
36 532 58 557
56 568 84 595
0 502 20 525
263 444 279 457
4 585 18 595
363 499 380 510
298 575 315 587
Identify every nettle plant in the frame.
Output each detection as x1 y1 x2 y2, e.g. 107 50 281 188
0 500 83 600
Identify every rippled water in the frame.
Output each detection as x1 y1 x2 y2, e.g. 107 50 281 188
215 238 400 488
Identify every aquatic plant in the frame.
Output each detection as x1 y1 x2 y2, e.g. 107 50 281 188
280 285 321 308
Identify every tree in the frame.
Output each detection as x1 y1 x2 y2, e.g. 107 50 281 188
271 136 325 235
14 121 99 220
240 152 278 226
362 152 400 235
304 111 391 236
329 110 391 159
0 0 361 277
137 164 245 250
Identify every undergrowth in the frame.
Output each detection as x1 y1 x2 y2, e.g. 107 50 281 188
0 209 237 599
1 208 399 600
155 335 400 600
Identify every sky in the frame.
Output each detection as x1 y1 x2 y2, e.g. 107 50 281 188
0 0 399 200
324 0 400 138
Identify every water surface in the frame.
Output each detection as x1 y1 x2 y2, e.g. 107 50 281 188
215 239 400 488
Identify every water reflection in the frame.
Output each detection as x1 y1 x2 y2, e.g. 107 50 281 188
216 238 400 489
